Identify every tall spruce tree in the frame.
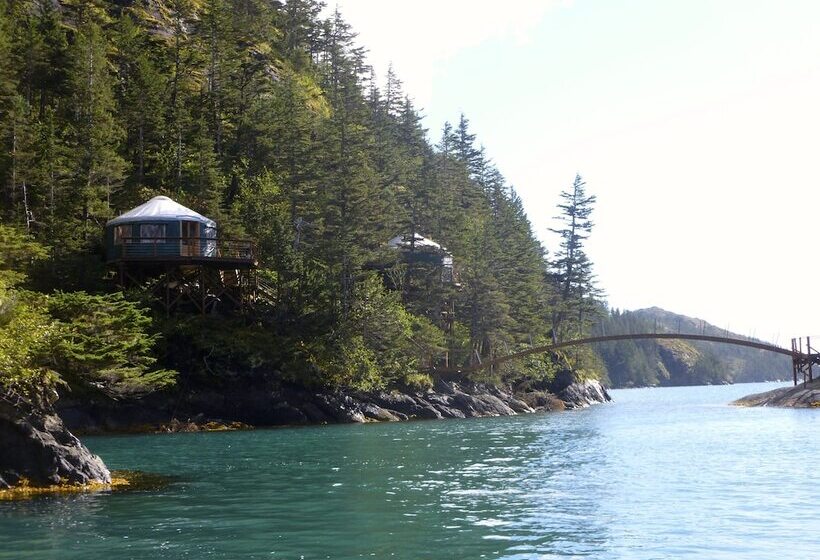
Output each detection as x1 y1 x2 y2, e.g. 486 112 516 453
549 174 602 341
113 13 166 203
315 9 385 315
64 17 126 245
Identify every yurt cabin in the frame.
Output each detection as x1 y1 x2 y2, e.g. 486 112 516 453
105 196 257 314
105 196 219 262
387 233 455 283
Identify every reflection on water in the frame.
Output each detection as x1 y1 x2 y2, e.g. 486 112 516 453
0 382 817 559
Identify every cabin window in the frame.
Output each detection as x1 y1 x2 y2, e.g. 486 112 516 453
181 221 199 240
140 224 166 243
181 221 199 256
113 225 131 245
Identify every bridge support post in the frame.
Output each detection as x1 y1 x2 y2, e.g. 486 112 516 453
791 337 820 386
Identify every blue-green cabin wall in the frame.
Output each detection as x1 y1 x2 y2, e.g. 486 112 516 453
104 220 212 261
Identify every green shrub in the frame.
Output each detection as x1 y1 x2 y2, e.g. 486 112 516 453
0 224 48 288
287 275 446 391
0 287 60 402
47 291 176 398
164 315 283 378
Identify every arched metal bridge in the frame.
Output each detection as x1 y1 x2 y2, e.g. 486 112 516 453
430 333 819 386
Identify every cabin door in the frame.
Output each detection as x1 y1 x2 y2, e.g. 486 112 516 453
181 221 199 256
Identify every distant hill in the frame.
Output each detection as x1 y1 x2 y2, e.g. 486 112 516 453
594 307 791 388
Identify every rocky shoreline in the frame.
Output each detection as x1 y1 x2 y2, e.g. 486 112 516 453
58 378 612 434
732 379 820 408
1 377 610 492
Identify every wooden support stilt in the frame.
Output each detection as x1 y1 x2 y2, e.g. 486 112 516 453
164 266 170 317
200 266 206 315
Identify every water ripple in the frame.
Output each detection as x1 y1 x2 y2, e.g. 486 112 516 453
1 383 816 559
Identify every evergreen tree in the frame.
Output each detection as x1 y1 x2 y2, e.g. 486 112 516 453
47 291 176 399
64 17 126 245
163 0 199 194
1 2 69 234
314 9 386 315
278 0 325 67
457 214 512 365
549 174 602 341
29 106 69 231
113 13 166 203
453 113 483 179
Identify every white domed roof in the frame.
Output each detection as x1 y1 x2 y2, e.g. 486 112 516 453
107 196 216 227
388 233 449 254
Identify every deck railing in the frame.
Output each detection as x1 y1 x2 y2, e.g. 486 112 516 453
115 237 256 263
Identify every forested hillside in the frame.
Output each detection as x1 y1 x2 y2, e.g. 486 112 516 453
595 308 790 388
0 0 605 402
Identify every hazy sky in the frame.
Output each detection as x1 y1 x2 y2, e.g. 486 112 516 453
327 0 820 344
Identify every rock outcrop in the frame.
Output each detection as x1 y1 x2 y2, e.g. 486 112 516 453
556 379 612 408
58 377 612 433
732 380 820 408
0 395 111 489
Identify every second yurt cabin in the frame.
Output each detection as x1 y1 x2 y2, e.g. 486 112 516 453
105 196 219 262
387 233 455 283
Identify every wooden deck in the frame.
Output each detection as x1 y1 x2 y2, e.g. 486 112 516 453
108 237 257 269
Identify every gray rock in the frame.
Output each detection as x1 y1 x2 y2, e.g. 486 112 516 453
733 379 820 408
473 393 517 416
506 397 534 414
448 391 481 416
382 409 409 421
409 397 444 419
51 373 614 435
269 401 309 425
313 394 366 423
371 392 441 419
371 392 419 414
449 390 517 417
360 403 401 422
421 393 466 418
517 390 564 411
0 397 111 488
300 402 331 423
556 380 612 408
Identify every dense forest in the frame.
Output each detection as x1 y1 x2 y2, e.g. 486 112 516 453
0 0 609 407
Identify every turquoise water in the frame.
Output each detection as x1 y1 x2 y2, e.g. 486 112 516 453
2 382 818 559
